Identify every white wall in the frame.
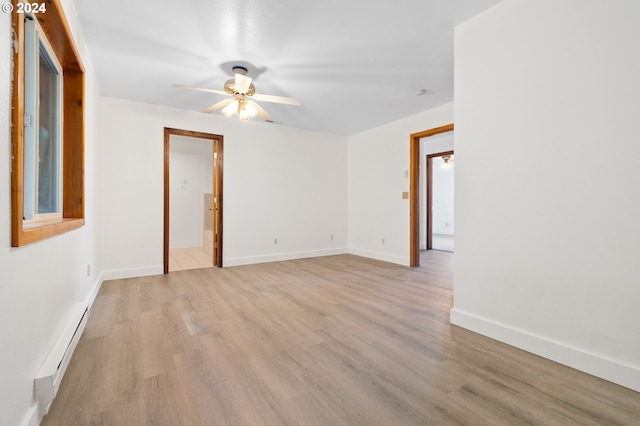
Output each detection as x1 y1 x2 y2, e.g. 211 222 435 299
169 136 213 248
348 103 453 265
452 0 640 391
0 0 103 424
100 98 348 275
419 131 454 248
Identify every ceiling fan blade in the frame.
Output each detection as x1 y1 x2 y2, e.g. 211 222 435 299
235 74 253 94
172 84 228 96
251 93 302 106
247 100 272 121
202 98 232 114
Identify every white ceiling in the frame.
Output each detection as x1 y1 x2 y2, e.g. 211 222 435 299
74 0 501 136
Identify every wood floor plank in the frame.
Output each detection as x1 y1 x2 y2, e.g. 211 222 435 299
42 252 640 425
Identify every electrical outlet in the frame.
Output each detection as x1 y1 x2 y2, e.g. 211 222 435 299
274 238 278 245
87 264 91 277
330 234 334 241
382 238 385 244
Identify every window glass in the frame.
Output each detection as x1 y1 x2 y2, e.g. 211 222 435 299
37 42 61 214
22 17 63 223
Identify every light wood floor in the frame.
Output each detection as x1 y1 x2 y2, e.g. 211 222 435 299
43 252 639 425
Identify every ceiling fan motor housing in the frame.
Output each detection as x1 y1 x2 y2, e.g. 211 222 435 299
224 79 255 96
225 66 255 95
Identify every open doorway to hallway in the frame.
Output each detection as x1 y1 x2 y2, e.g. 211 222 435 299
424 150 454 253
409 124 453 266
168 136 213 271
164 128 224 273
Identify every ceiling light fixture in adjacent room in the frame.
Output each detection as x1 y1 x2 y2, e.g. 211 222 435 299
442 155 454 167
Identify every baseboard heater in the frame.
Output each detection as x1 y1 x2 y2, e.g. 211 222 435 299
34 304 89 419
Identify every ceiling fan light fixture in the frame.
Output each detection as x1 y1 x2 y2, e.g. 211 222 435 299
221 97 258 121
239 101 258 120
222 100 239 117
174 64 300 122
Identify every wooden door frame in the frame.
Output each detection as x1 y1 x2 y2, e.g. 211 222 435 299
409 123 454 267
426 150 454 250
164 127 224 273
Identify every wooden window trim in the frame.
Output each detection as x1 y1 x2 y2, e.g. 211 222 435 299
11 0 85 247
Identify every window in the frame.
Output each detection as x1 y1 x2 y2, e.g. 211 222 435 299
11 0 85 246
23 17 64 227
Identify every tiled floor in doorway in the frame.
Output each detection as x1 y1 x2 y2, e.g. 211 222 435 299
169 247 213 271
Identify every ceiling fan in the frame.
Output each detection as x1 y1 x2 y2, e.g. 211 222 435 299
173 66 301 121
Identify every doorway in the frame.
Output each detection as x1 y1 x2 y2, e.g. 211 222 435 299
426 151 454 252
409 124 453 266
164 128 224 273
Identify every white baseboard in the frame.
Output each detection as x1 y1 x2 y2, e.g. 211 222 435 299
85 272 104 309
450 308 640 392
347 248 409 266
20 405 38 426
102 266 164 281
224 248 348 267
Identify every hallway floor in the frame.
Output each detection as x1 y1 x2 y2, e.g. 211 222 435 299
168 247 212 271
